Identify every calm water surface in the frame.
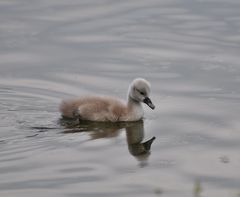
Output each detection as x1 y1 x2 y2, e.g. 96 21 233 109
0 0 240 197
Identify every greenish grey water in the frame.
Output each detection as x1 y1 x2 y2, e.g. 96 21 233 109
0 0 240 197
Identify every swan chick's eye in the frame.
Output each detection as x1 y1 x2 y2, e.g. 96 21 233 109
139 91 145 96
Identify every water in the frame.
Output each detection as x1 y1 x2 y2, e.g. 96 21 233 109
0 0 240 196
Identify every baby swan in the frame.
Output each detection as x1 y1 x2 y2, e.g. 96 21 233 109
59 78 155 122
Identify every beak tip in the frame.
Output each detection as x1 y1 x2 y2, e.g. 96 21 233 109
143 97 155 110
150 104 155 110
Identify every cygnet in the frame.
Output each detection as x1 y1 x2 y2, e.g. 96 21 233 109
59 78 155 122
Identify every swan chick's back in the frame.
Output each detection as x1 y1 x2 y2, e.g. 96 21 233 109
60 96 129 122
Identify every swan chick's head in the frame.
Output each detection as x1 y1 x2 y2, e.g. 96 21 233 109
128 78 155 110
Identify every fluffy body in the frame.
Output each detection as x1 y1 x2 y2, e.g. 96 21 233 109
59 78 154 122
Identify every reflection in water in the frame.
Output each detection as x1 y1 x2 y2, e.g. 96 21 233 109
59 118 155 164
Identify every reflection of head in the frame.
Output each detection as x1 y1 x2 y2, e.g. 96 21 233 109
126 121 156 162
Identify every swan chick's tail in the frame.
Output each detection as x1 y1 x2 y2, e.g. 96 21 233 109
59 99 77 118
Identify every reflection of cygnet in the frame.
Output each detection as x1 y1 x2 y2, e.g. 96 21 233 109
59 78 155 122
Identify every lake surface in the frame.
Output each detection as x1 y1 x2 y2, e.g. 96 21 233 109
0 0 240 196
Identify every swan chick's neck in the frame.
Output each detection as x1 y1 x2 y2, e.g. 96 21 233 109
127 96 144 120
127 96 141 107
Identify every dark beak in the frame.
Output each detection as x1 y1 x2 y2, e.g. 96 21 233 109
143 97 155 110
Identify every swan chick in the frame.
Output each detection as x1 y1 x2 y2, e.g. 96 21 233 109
59 78 155 122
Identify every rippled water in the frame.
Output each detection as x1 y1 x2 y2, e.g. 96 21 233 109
1 0 240 196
